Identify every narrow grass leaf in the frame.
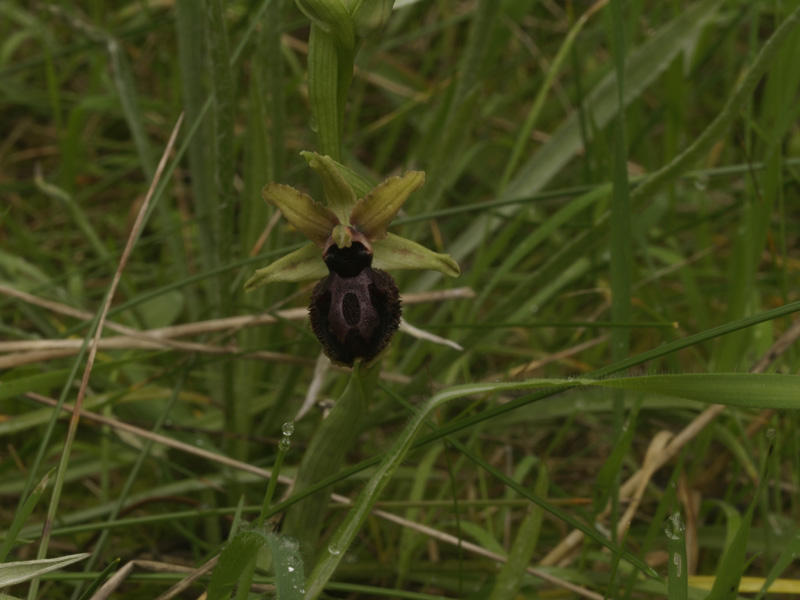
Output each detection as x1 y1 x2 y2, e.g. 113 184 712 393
0 471 51 562
487 465 547 600
75 558 120 600
591 374 800 409
593 404 638 513
431 0 723 284
666 513 689 600
754 526 800 600
705 448 772 600
0 554 90 588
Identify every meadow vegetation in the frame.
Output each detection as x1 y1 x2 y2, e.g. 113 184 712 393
1 0 800 598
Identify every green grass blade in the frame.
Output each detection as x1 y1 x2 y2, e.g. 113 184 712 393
590 373 800 409
754 526 800 600
666 513 689 600
486 464 547 600
424 0 723 289
0 471 51 563
75 558 120 600
630 4 800 206
705 447 772 600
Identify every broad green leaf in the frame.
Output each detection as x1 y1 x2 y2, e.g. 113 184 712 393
137 290 184 329
207 530 267 600
244 243 327 291
0 554 89 588
262 183 339 247
266 533 305 600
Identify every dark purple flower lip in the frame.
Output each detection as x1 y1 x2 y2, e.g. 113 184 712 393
309 241 401 367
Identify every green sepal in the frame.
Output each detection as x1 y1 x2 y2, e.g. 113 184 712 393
244 243 327 291
301 151 358 225
350 171 424 240
295 0 355 49
372 233 460 277
262 183 338 247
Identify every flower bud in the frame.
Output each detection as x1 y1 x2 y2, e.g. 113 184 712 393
347 0 393 38
295 0 355 48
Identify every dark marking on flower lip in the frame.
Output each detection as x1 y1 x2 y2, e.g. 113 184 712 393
309 242 402 367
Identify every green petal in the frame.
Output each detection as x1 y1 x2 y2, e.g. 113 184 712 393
262 183 338 247
372 233 460 277
301 151 357 225
350 171 425 240
244 244 327 291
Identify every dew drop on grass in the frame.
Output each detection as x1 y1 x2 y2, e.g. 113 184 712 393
664 512 685 540
328 544 341 556
282 421 295 436
195 439 204 447
309 117 319 132
672 552 682 578
279 437 291 452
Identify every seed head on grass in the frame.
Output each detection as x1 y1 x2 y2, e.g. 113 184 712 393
245 152 460 366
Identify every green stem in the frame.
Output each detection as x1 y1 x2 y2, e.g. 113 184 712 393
282 361 380 564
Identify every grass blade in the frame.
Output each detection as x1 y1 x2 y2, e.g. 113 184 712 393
705 447 772 600
0 471 51 563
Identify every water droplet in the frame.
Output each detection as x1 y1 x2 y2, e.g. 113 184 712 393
282 421 295 436
282 536 299 552
672 552 682 578
766 428 776 440
287 566 294 572
196 439 204 446
309 117 319 132
328 544 341 556
279 437 291 452
664 512 685 540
